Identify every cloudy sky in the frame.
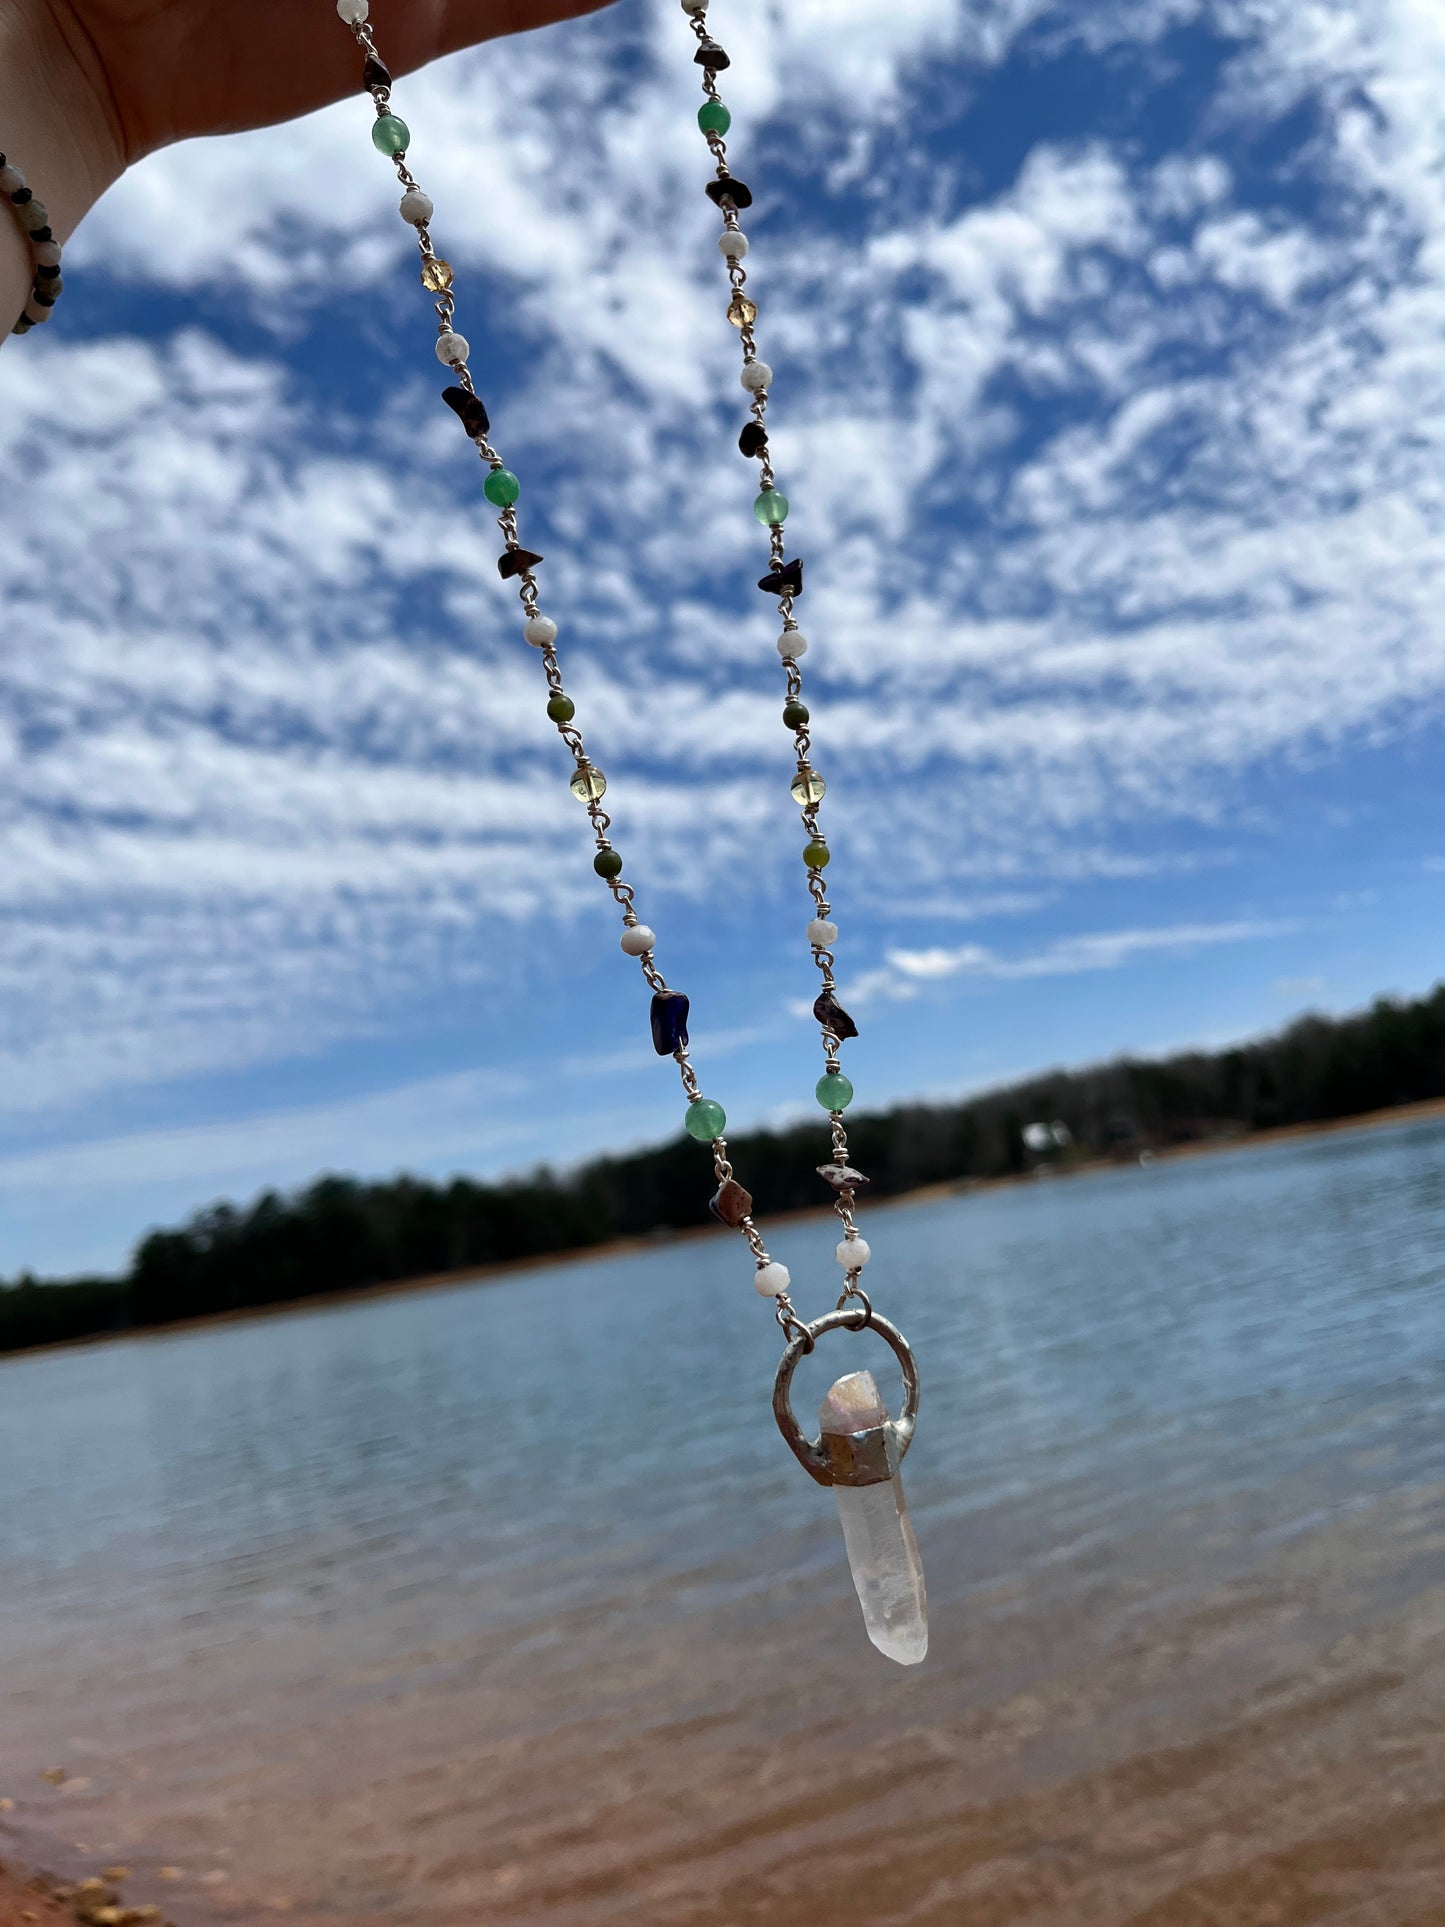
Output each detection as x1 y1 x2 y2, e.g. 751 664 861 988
3 0 1445 1274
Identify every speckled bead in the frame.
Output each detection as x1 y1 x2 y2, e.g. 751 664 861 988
435 331 469 365
778 631 807 658
740 360 772 393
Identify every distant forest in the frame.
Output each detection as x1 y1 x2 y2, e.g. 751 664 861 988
4 982 1445 1358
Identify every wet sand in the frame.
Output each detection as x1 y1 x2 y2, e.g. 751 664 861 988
0 1863 173 1927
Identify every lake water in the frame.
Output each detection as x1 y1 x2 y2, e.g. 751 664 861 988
1 1119 1443 1925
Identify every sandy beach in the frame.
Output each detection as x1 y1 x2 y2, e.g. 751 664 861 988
0 1863 173 1927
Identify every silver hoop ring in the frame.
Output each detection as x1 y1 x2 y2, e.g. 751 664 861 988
772 1309 920 1486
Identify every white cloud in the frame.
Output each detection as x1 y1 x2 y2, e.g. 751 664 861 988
847 918 1296 1003
5 0 1445 1156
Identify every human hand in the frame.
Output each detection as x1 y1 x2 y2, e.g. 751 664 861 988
0 0 611 326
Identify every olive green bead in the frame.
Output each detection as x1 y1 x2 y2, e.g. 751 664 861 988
483 467 521 508
593 848 623 878
816 1071 854 1112
371 114 411 155
546 694 576 723
698 99 732 135
782 700 810 730
803 839 831 869
685 1097 727 1142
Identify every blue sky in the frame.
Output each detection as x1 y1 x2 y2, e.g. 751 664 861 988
3 0 1445 1275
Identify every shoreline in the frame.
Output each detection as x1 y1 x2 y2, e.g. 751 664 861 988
0 1859 173 1927
9 1093 1445 1365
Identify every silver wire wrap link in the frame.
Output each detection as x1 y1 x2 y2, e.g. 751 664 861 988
342 4 794 1311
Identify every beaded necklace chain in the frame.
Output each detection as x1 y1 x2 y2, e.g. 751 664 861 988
334 0 928 1665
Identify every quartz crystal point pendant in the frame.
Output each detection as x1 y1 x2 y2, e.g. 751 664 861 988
773 1310 927 1666
818 1370 927 1665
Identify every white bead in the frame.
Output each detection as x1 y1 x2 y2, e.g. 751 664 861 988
808 918 838 947
754 1261 791 1298
620 925 656 956
524 616 557 647
719 229 749 259
336 0 368 22
836 1237 871 1270
0 165 23 196
34 239 62 268
740 360 772 393
681 0 708 11
777 630 807 657
400 189 434 227
435 331 469 365
22 296 53 324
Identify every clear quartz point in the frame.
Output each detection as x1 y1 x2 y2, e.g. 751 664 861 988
819 1369 928 1666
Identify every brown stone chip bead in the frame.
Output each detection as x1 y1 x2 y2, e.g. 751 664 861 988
709 1178 754 1227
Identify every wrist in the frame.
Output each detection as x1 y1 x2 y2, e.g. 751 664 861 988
0 2 125 333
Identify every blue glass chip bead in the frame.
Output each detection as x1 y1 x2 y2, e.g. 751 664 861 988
650 990 691 1056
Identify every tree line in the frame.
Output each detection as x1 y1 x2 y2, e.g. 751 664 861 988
4 981 1445 1357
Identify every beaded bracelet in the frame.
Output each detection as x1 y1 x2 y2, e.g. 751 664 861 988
0 151 63 336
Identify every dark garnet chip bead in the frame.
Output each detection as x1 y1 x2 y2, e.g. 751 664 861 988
738 422 768 458
363 54 393 90
710 1177 754 1228
694 40 730 68
497 547 544 580
705 177 753 210
758 557 804 597
813 991 858 1041
650 990 690 1056
442 385 490 436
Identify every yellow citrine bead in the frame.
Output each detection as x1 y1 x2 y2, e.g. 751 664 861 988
569 764 608 803
727 293 758 328
420 257 454 292
791 766 826 806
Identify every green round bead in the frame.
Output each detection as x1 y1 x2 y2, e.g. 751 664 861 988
593 848 623 878
484 467 521 508
754 489 789 526
546 694 576 723
803 839 831 869
685 1097 727 1142
782 700 809 729
698 99 732 135
816 1071 855 1113
372 114 411 156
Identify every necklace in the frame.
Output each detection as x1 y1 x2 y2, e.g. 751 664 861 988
333 0 928 1666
